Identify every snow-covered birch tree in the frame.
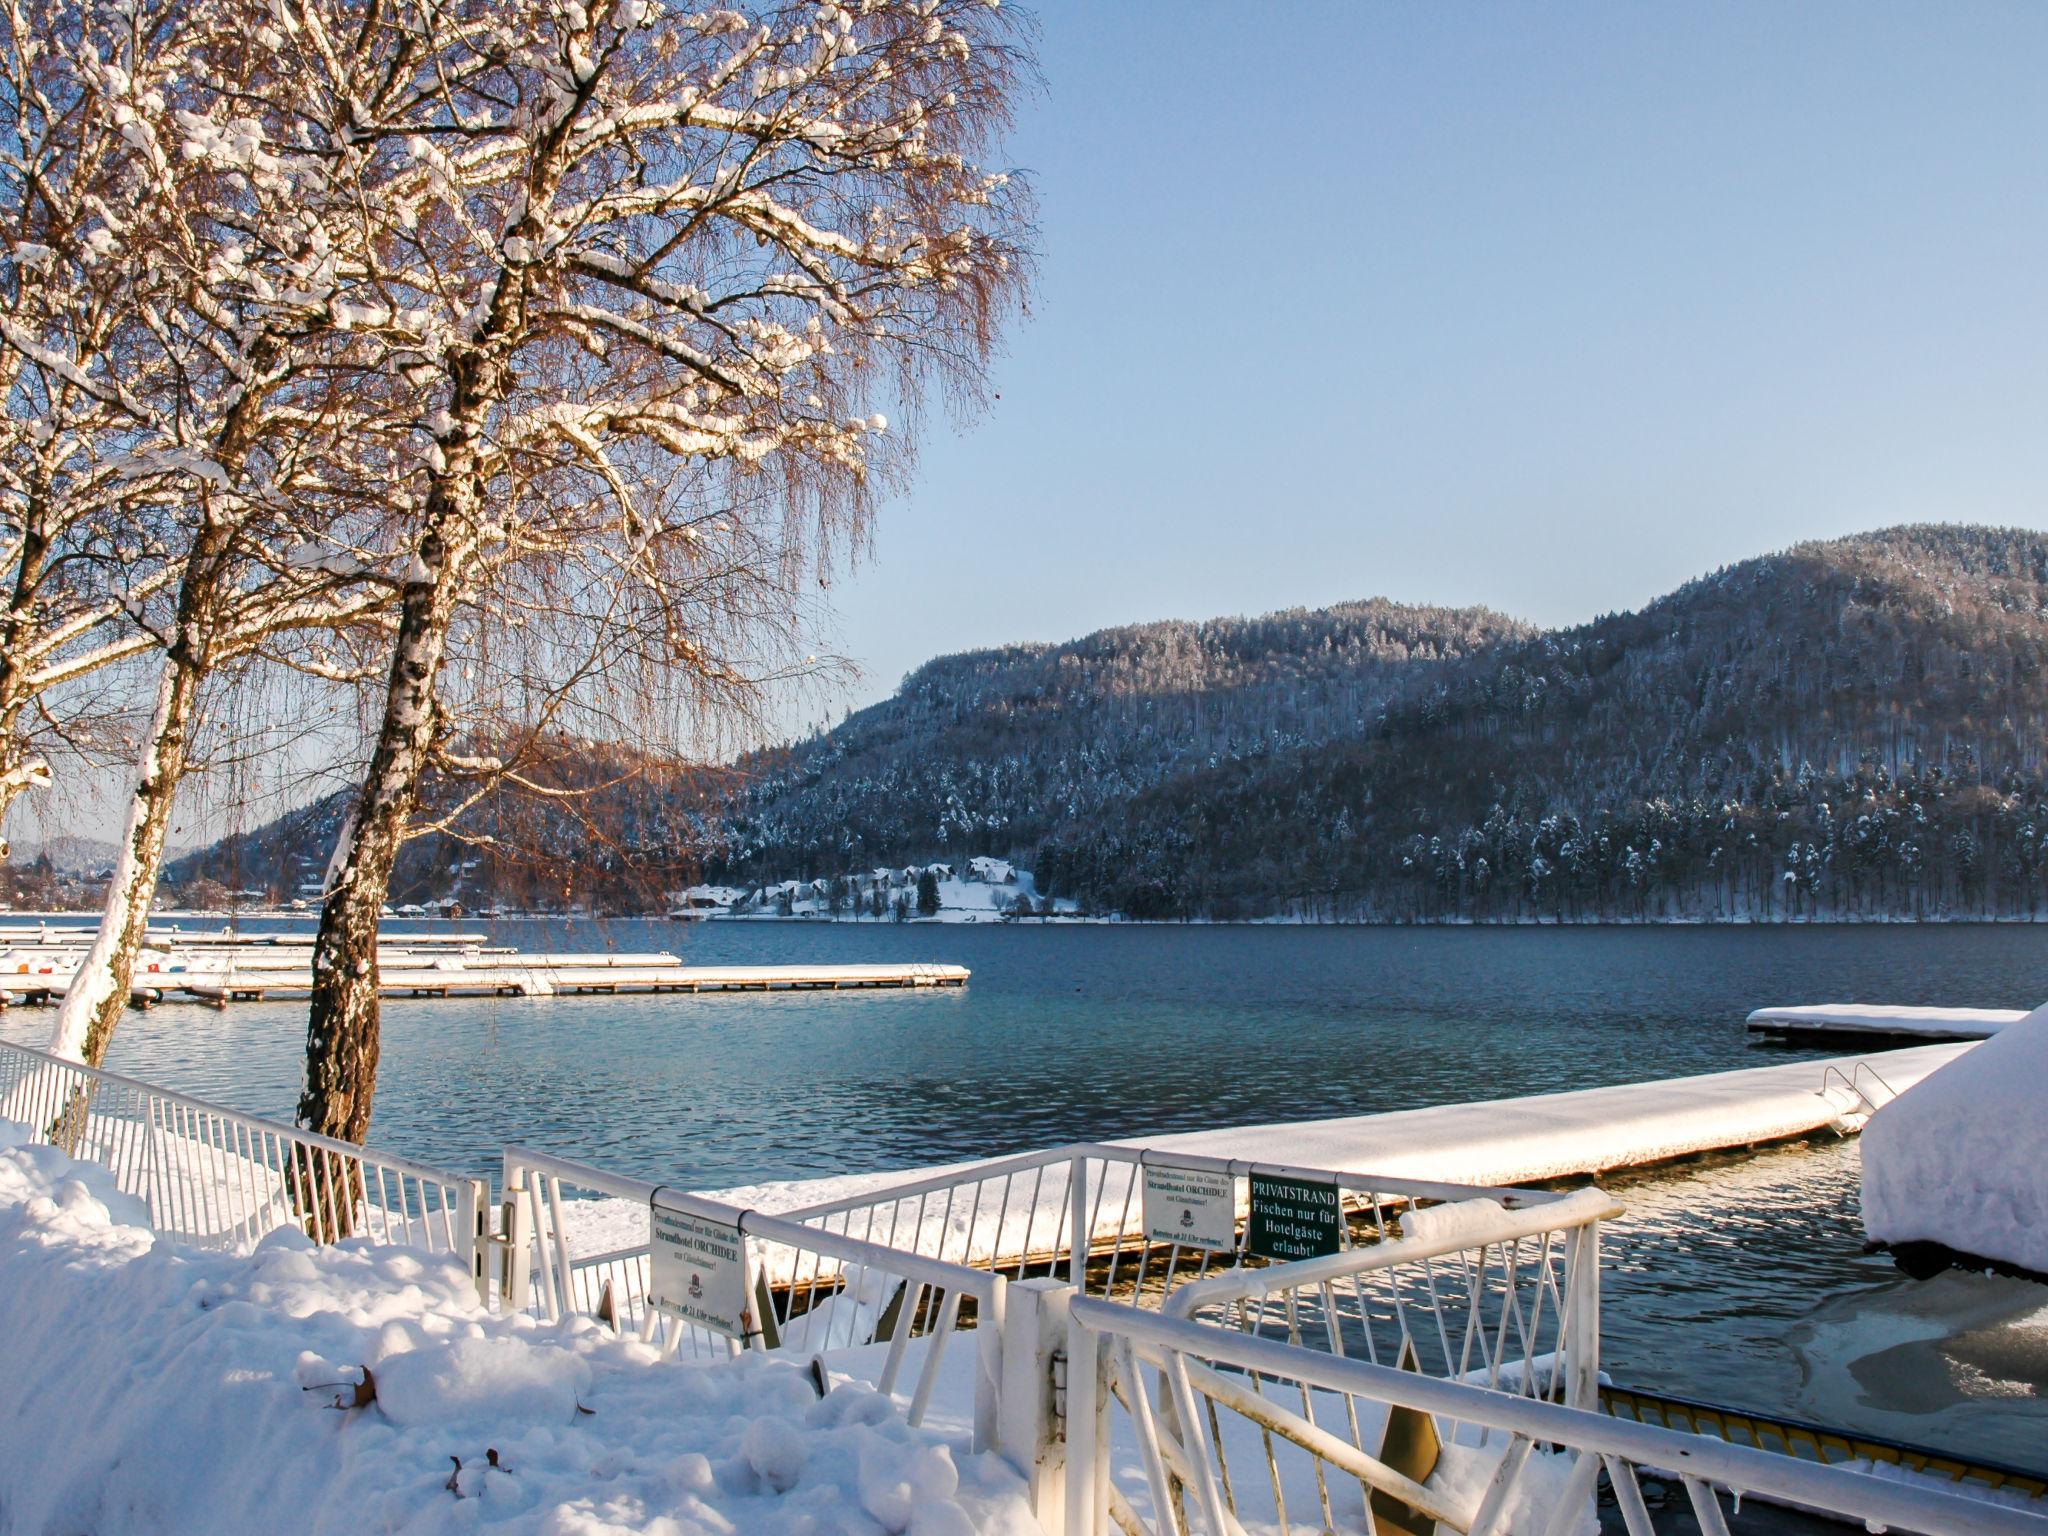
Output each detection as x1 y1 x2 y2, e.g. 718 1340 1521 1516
0 0 189 852
4 0 407 1063
287 0 1034 1145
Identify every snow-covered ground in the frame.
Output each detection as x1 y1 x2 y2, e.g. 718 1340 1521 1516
1862 1005 2048 1277
0 1122 1039 1536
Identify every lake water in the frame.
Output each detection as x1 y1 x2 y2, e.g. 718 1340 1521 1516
5 920 2044 1468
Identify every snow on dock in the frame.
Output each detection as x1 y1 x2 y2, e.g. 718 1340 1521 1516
1747 1003 2025 1044
0 924 497 949
0 940 968 1005
1135 1043 1970 1188
684 1042 1978 1229
542 1041 1986 1280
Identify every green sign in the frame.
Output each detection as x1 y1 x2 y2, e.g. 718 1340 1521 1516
1247 1173 1343 1261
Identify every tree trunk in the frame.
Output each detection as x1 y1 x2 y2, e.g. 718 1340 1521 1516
299 223 524 1147
298 530 466 1146
47 648 205 1064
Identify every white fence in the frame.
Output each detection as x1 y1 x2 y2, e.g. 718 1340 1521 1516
0 1039 482 1266
1158 1187 1616 1411
500 1144 1010 1451
1062 1295 2048 1536
779 1144 1585 1306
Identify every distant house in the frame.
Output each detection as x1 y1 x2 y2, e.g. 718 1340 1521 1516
670 884 744 915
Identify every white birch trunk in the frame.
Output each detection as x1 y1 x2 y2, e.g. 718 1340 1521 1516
47 649 202 1064
300 519 468 1146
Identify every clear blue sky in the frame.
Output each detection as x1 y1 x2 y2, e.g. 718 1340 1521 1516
28 2 2048 847
809 0 2048 732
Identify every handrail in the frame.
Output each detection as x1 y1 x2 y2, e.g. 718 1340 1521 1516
669 1187 1005 1301
777 1139 1575 1224
1160 1187 1620 1319
0 1038 481 1267
502 1142 1008 1450
0 1038 459 1188
502 1144 1003 1300
1070 1298 2048 1536
760 1148 1055 1219
1854 1059 1900 1107
503 1143 660 1204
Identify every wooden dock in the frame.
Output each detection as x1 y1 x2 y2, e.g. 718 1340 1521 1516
0 937 968 1007
174 960 973 1002
1746 1003 2026 1044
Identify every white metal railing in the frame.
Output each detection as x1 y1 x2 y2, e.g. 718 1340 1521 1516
1160 1188 1616 1412
1822 1059 1900 1122
0 1039 482 1266
1064 1296 2048 1536
780 1142 1580 1311
499 1144 1008 1450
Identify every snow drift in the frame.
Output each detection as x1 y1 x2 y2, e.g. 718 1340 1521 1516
0 1122 1039 1536
1861 1004 2048 1278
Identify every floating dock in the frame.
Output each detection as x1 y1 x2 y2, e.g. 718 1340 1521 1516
702 1042 1977 1222
0 936 968 1007
1131 1042 1969 1188
1746 1003 2027 1044
0 924 496 949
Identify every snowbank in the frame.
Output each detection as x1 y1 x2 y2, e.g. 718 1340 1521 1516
1862 1005 2048 1277
0 1126 1040 1536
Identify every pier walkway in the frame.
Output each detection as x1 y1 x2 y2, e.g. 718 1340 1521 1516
1128 1040 1965 1188
0 941 969 1006
1747 1002 2026 1044
709 1041 1973 1215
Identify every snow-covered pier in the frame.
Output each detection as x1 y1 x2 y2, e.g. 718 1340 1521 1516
712 1042 1976 1224
1133 1041 1969 1187
0 937 969 1006
1746 1002 2022 1044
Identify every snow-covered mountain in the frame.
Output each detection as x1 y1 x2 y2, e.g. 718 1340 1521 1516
714 525 2048 922
175 525 2048 922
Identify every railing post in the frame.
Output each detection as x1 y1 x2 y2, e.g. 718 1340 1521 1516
1068 1155 1090 1289
458 1178 489 1307
1566 1219 1602 1411
501 1179 532 1311
999 1278 1073 1536
975 1274 1008 1454
1064 1309 1108 1536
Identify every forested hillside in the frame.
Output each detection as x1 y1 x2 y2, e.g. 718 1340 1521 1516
176 526 2048 921
711 600 1530 879
717 524 2048 921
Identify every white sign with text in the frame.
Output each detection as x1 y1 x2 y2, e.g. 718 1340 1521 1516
1141 1163 1237 1253
649 1198 750 1339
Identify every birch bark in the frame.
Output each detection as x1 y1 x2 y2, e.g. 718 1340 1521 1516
47 641 205 1062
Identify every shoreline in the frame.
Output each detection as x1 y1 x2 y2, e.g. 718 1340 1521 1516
12 907 2048 928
